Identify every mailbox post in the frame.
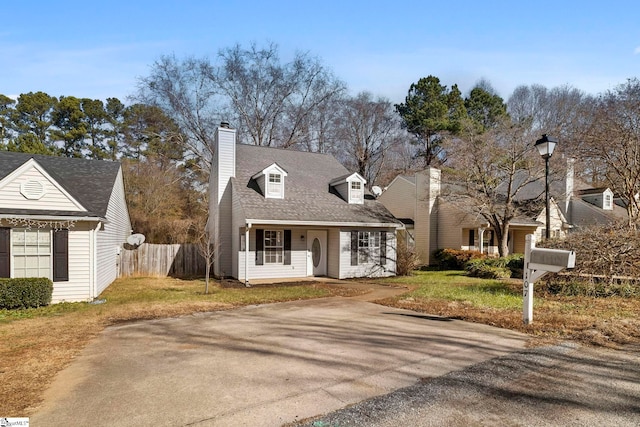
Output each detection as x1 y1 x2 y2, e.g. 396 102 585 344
523 234 576 324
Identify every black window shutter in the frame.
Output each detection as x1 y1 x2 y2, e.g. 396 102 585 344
284 230 291 265
468 230 474 247
0 228 10 278
489 231 494 246
350 231 358 266
380 232 387 265
255 229 264 265
53 229 69 282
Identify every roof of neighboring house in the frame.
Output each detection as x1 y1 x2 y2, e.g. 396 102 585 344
0 151 121 218
232 144 398 225
564 197 628 226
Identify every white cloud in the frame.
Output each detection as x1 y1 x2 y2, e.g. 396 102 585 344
635 46 640 55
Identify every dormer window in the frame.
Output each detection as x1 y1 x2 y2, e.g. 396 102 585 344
350 181 363 203
252 163 288 199
268 173 282 197
603 189 613 210
329 172 366 204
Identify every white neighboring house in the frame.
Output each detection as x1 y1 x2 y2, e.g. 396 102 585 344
208 123 400 283
0 151 132 302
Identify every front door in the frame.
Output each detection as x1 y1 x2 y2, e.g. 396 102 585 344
307 230 327 276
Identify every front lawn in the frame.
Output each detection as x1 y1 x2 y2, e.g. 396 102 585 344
379 270 640 347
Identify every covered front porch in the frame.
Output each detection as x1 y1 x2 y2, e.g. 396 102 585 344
461 224 538 256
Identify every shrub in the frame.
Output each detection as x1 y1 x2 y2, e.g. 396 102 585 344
433 248 485 270
395 241 421 276
543 275 640 297
465 259 512 279
0 278 53 309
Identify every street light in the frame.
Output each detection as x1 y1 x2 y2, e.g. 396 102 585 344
535 134 558 239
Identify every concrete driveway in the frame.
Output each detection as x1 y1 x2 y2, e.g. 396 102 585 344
32 293 527 426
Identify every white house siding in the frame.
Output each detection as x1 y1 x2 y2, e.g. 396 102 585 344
327 228 341 278
0 164 84 212
338 229 396 279
96 168 131 296
230 193 246 279
52 223 92 302
213 127 236 277
534 204 566 242
237 227 307 281
378 177 416 220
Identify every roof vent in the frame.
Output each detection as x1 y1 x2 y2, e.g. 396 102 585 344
20 180 46 200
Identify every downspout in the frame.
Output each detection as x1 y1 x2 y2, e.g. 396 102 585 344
91 222 102 299
245 223 251 287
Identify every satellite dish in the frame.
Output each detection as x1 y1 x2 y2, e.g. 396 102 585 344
126 233 146 247
371 186 383 197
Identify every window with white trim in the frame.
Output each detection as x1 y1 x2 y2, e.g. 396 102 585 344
358 231 380 264
12 228 51 278
267 173 283 198
264 230 284 264
603 192 612 210
350 181 363 203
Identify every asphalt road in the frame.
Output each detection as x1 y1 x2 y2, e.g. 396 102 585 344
295 342 640 427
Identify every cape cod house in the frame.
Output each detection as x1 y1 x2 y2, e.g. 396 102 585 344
208 123 400 284
0 152 131 302
379 162 627 265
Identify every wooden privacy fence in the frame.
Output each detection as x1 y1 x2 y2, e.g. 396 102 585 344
119 243 206 278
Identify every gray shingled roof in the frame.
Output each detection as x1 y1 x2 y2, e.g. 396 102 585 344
0 151 121 218
232 144 398 225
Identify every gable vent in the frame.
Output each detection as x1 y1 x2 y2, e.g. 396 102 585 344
20 180 46 200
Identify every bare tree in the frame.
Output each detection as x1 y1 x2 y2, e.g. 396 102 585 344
214 42 347 148
580 78 640 226
137 55 223 177
335 92 402 186
446 118 545 256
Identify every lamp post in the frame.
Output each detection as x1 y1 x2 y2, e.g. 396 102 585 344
535 134 558 239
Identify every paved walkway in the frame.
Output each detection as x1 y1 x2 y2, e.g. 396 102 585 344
31 282 527 426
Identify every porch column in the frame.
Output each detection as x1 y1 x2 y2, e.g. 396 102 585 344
245 224 251 287
478 227 485 254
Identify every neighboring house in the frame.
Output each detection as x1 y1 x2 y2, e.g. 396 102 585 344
208 123 400 283
378 168 539 265
379 161 626 265
0 151 132 302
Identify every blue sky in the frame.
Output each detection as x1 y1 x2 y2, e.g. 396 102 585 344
3 1 639 103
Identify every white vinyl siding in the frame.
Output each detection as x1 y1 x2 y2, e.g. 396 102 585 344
96 168 131 295
52 223 92 302
0 164 85 212
327 228 340 278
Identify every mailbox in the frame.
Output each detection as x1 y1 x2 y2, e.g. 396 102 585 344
528 248 576 273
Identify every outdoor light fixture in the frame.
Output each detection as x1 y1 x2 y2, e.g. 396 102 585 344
535 134 558 239
535 134 558 159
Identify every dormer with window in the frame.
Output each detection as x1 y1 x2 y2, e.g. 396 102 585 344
251 163 288 199
330 172 366 204
580 187 614 211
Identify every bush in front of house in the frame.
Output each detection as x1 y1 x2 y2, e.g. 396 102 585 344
0 278 53 309
433 248 485 270
465 258 512 280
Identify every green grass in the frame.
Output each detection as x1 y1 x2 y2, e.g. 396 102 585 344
382 270 522 309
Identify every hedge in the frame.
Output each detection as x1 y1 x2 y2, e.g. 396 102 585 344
0 278 53 309
433 248 485 270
